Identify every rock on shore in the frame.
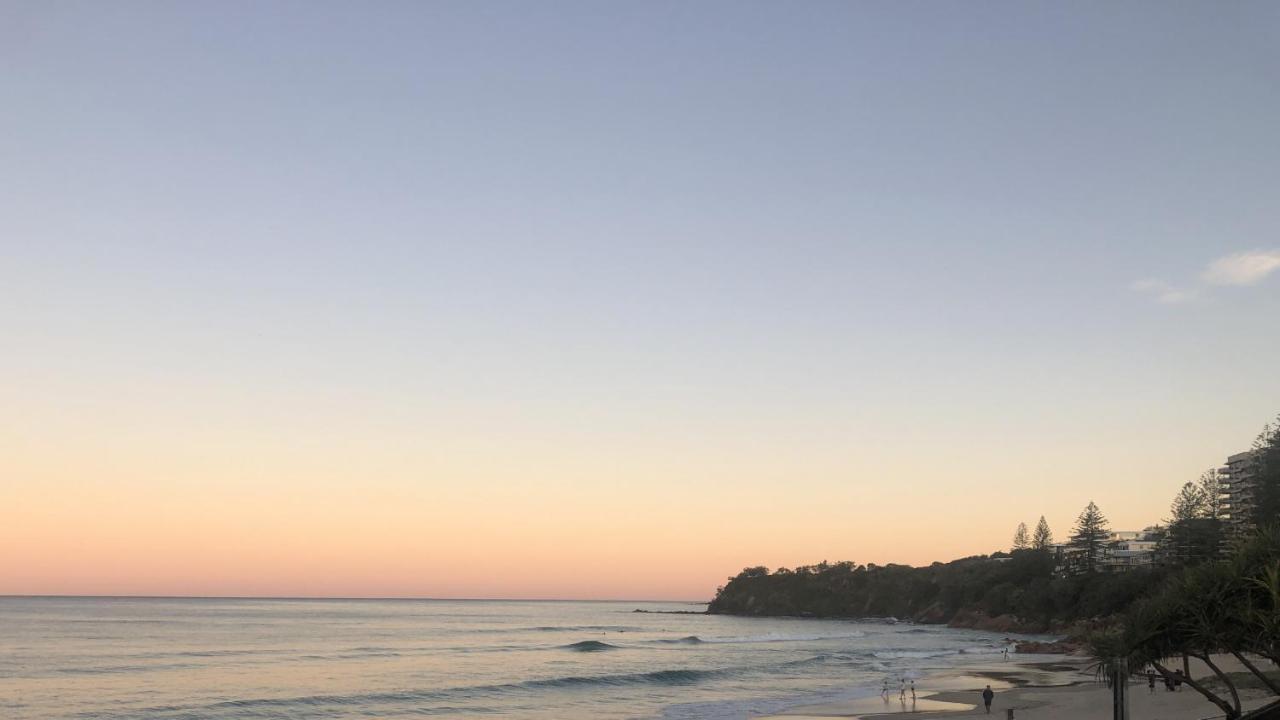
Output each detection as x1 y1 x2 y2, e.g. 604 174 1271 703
1013 638 1083 654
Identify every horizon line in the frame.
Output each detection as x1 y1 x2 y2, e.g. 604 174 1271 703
0 594 710 604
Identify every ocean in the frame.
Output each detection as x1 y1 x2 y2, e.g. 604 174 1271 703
1 597 1048 719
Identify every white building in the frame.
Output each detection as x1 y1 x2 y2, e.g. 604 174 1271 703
1099 530 1159 572
1054 527 1165 575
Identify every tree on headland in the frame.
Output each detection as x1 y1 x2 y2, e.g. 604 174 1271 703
710 548 1162 628
1170 482 1207 521
1012 522 1030 551
1166 480 1221 565
1198 469 1224 520
1032 516 1053 550
1253 417 1280 527
1068 501 1109 574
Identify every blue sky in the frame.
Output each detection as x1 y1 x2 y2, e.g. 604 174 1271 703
2 1 1279 595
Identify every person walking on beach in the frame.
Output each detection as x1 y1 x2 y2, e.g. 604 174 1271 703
899 677 907 702
981 685 994 714
881 678 889 698
910 679 916 700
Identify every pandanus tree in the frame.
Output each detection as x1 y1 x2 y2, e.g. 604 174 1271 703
1249 561 1280 663
1089 527 1280 720
1174 564 1244 715
1090 587 1241 718
1239 528 1280 668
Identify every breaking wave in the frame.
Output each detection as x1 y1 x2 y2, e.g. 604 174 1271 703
84 667 739 717
652 635 705 645
561 640 621 652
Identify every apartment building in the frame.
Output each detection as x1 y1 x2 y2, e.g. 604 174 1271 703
1221 450 1259 537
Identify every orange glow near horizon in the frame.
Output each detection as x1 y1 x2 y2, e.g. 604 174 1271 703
3 390 1264 600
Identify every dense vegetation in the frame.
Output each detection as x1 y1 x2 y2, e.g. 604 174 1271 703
1255 420 1280 525
710 416 1280 642
708 500 1171 630
707 546 1167 632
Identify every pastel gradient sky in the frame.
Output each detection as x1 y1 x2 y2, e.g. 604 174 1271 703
3 2 1279 600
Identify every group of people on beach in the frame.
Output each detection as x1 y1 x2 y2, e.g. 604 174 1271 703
1146 667 1185 693
881 675 998 714
873 660 1182 716
880 675 916 702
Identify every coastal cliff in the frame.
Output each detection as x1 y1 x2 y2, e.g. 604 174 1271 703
706 551 1161 635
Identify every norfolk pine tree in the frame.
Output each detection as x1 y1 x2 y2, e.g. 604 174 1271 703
1012 523 1030 551
1069 501 1109 574
1198 469 1224 519
1167 479 1223 565
1032 516 1053 550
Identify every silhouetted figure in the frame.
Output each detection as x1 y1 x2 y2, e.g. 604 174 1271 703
1147 670 1156 694
982 685 994 714
910 679 916 700
1174 669 1184 691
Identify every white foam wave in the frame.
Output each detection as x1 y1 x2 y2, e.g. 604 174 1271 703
698 631 867 644
872 649 956 659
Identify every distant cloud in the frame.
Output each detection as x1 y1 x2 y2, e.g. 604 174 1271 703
1131 279 1197 305
1132 249 1280 305
1201 250 1280 286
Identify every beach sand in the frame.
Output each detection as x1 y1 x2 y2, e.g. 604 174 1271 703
758 656 1275 720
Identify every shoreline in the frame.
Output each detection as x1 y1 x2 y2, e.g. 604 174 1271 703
757 655 1274 720
756 657 1086 719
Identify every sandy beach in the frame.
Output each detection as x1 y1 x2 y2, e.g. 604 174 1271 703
759 656 1276 720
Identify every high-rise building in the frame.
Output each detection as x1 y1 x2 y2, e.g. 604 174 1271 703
1221 450 1259 538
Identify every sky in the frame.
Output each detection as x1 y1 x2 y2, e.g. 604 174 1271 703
2 1 1279 600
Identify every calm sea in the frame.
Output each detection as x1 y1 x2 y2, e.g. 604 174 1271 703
1 597 1043 719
